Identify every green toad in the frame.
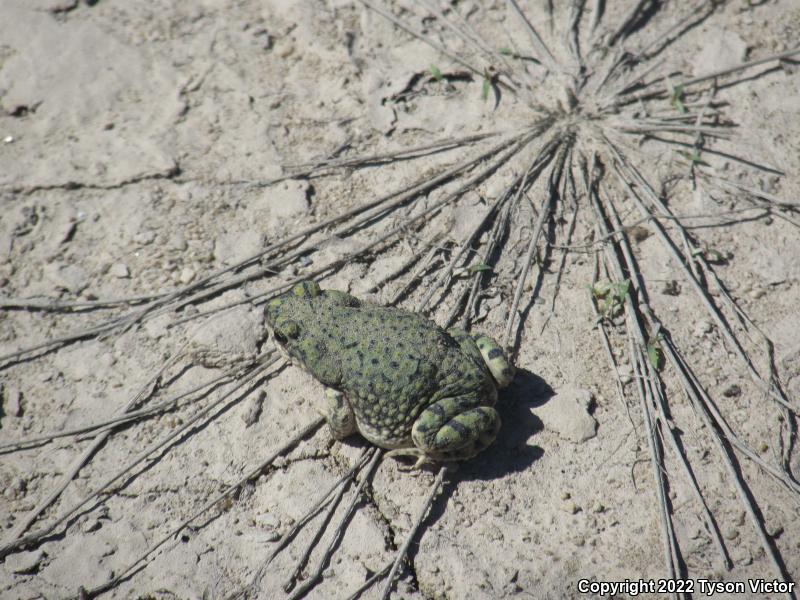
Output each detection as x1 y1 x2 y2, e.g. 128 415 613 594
265 281 515 467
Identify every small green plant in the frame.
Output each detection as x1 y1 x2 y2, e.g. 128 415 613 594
454 263 493 278
429 64 444 83
482 76 491 100
676 149 705 165
467 263 492 275
591 279 631 319
647 337 664 370
670 83 687 113
692 244 728 265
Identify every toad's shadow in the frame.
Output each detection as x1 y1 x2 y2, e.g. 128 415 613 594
348 367 551 480
407 367 552 560
454 366 552 481
386 367 551 479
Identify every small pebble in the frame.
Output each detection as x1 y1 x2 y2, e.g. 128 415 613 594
81 518 102 533
693 320 713 337
168 233 188 251
179 267 196 284
769 525 784 539
749 288 766 299
241 391 265 427
3 135 14 144
722 384 741 398
133 230 156 245
661 280 680 296
5 549 44 574
592 501 605 513
724 528 739 540
98 352 116 368
109 262 130 278
4 385 22 417
562 501 580 514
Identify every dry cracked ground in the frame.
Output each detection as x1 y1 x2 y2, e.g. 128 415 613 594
1 1 800 599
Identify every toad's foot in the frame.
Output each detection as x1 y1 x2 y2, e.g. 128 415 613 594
320 387 357 439
410 395 501 463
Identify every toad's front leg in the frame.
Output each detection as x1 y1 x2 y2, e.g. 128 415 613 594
320 387 357 439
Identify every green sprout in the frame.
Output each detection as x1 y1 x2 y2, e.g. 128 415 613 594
670 83 687 113
467 263 493 275
591 279 631 320
482 77 491 100
647 338 664 371
677 149 703 164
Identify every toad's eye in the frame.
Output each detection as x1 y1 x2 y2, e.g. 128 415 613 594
274 320 300 345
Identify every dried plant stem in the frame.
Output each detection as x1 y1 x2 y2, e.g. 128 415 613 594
80 415 326 600
232 448 372 600
416 0 520 90
506 0 558 70
3 135 517 364
3 340 197 542
604 136 794 412
0 293 162 311
597 176 732 570
615 46 800 106
358 0 507 89
380 465 447 600
503 141 569 347
169 132 534 327
286 449 383 600
344 561 392 600
588 251 636 432
584 157 682 585
282 451 371 591
0 356 276 559
284 132 498 171
608 0 649 46
0 363 250 452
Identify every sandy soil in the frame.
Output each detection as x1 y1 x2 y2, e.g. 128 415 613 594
1 1 799 599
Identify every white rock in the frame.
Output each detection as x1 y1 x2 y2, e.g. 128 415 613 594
45 263 89 294
692 29 747 75
241 391 265 427
693 319 713 337
214 230 263 266
5 549 44 573
270 180 310 218
179 267 196 284
451 197 489 240
537 386 598 443
167 232 188 251
133 230 156 245
189 306 262 367
4 384 22 416
109 262 130 278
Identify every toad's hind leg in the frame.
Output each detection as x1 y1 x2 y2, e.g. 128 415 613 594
472 333 515 388
320 387 357 439
406 395 501 465
446 328 515 389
